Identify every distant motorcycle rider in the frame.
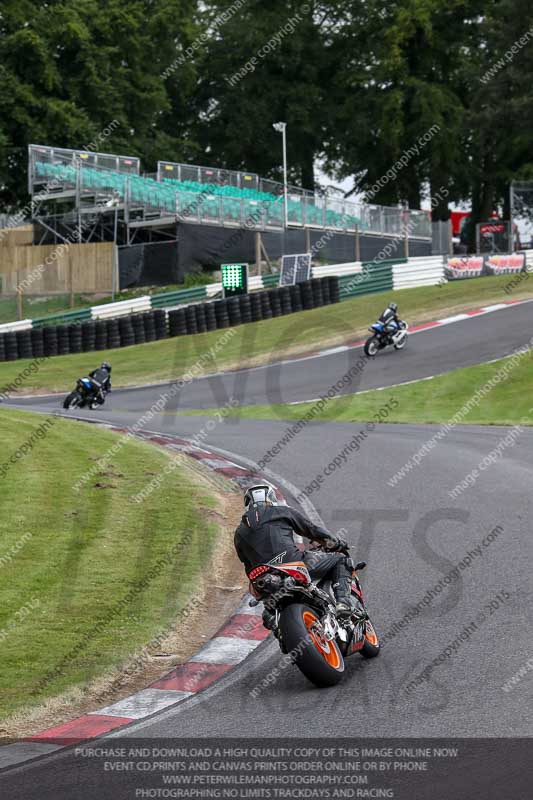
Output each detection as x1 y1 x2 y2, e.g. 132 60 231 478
234 485 356 622
378 301 401 333
88 362 112 405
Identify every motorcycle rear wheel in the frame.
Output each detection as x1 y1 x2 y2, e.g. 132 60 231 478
279 604 344 687
360 618 380 659
364 336 380 357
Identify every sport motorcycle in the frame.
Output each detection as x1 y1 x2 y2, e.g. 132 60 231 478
248 544 379 687
364 320 408 357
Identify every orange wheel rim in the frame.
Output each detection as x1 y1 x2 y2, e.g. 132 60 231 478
302 610 342 669
365 621 379 646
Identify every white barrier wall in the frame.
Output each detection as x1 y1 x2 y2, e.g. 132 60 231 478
312 256 446 290
91 296 152 319
0 319 33 333
313 262 362 277
392 256 446 289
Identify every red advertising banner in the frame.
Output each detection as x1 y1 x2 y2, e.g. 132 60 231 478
445 256 484 279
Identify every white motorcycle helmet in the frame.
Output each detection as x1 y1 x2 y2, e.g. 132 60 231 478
244 484 278 507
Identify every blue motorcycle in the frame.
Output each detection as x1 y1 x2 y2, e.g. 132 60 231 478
63 377 106 410
364 319 408 357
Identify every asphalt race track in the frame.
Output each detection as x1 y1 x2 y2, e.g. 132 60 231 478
9 300 533 412
2 302 533 797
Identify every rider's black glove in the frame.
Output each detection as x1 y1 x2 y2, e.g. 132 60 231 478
335 537 349 552
324 536 348 552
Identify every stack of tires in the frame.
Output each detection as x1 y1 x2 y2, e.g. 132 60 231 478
168 308 188 336
57 324 70 355
289 284 303 313
0 277 343 362
185 305 198 334
205 302 217 331
329 275 340 303
239 294 252 324
132 314 146 345
227 297 241 327
278 286 292 315
300 280 315 311
250 293 263 322
81 321 96 352
43 326 58 358
214 299 230 329
106 318 121 349
4 332 19 361
260 292 272 320
268 289 282 317
16 330 33 360
94 320 108 350
320 276 331 305
31 328 45 358
143 312 157 343
119 316 135 348
195 303 207 333
311 279 324 308
154 310 168 339
68 324 83 354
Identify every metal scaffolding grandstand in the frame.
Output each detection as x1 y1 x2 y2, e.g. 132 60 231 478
27 144 432 247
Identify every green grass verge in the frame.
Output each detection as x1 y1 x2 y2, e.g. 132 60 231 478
0 407 222 719
200 351 533 426
0 273 531 394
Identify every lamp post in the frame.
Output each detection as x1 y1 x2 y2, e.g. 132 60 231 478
273 122 288 228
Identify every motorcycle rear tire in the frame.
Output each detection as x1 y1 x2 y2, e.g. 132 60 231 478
279 604 344 687
360 618 380 659
364 336 380 357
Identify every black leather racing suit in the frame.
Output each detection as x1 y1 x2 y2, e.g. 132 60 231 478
234 503 353 608
378 306 400 334
88 368 111 404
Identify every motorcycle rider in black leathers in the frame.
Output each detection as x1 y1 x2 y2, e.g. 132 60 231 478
88 362 112 405
234 485 356 623
378 301 401 334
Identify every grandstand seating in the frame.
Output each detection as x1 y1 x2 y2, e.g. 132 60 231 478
31 147 431 238
33 160 362 231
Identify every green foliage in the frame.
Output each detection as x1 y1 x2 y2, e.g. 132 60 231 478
1 0 532 222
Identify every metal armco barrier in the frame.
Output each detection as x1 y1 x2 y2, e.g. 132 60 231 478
339 261 396 299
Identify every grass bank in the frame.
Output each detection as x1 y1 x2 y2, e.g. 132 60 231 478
0 273 531 394
0 407 231 721
203 351 533 427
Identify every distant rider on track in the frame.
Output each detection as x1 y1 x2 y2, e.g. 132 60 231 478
378 301 402 334
88 362 112 405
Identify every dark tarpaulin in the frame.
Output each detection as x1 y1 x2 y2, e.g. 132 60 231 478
176 222 431 271
118 225 432 288
118 240 181 289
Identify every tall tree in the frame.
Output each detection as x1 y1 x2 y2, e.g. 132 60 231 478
322 0 484 216
191 0 335 189
0 0 199 209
